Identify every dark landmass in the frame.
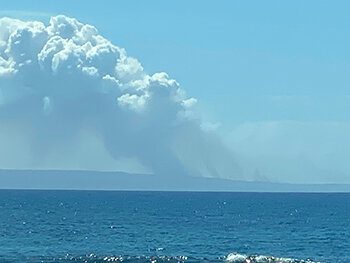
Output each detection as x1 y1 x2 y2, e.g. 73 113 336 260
0 169 349 192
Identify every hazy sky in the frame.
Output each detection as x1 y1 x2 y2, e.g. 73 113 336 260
1 1 350 184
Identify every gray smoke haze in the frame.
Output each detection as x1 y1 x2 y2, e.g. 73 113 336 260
0 15 241 179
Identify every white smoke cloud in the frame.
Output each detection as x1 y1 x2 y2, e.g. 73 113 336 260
0 15 240 178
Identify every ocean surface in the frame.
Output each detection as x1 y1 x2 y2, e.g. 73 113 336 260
0 190 349 263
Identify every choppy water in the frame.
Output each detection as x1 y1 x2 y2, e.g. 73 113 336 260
0 190 349 263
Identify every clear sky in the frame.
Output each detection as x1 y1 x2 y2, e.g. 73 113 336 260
1 1 350 184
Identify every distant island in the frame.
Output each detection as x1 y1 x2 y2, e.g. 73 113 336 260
0 169 349 192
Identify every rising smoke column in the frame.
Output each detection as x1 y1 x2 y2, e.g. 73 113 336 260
0 15 240 178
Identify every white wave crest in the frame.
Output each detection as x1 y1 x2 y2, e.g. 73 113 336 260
225 252 321 263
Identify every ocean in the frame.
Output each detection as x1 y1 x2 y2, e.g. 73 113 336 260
0 190 348 263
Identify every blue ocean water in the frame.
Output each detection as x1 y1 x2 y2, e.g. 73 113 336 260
0 190 349 263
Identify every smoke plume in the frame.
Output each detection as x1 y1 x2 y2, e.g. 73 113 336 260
0 15 240 178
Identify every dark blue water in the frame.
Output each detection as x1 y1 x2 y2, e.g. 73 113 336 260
0 190 349 263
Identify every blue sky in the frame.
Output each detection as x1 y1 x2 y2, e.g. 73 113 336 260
1 1 350 184
2 0 350 125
